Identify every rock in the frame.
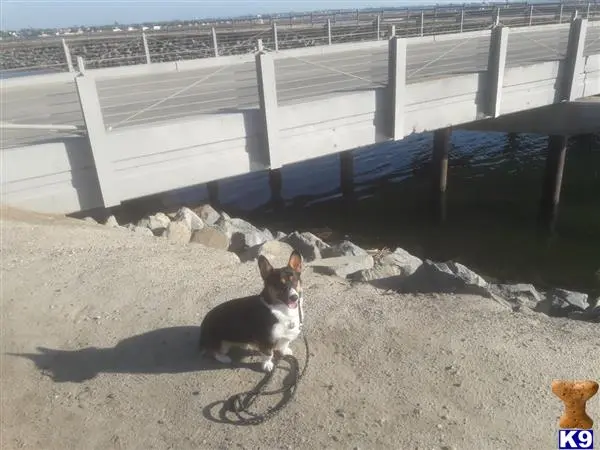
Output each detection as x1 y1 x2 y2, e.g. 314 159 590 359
488 283 542 310
228 218 272 253
104 215 120 228
165 220 192 243
82 217 97 224
281 231 330 262
261 228 275 241
189 227 230 250
400 260 490 296
274 231 287 240
137 212 170 235
568 305 600 323
174 207 204 231
130 226 155 237
351 248 422 283
310 255 374 278
542 288 590 316
195 204 221 226
242 240 294 266
321 240 368 258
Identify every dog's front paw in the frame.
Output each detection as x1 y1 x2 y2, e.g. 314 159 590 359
262 359 274 372
280 347 293 356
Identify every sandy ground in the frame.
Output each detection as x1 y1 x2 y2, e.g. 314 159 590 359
1 206 599 450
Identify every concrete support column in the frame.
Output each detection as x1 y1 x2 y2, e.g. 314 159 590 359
75 72 119 208
340 150 355 201
255 50 281 169
268 169 284 210
486 25 509 118
387 36 407 140
206 180 220 208
561 18 588 102
432 128 451 223
539 135 568 232
327 19 332 45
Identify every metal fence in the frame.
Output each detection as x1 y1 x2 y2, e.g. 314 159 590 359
2 2 600 76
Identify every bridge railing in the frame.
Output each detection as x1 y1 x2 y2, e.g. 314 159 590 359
2 2 600 77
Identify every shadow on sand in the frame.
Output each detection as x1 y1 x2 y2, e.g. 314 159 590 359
10 326 266 383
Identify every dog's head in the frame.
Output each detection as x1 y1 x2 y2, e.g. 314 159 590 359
258 250 303 309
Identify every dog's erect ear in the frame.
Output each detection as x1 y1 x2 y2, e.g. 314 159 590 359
258 255 274 280
288 250 303 273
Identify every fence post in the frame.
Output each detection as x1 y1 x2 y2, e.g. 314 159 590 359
389 24 396 38
387 37 407 140
211 27 219 57
486 25 509 118
255 50 281 169
327 18 332 45
272 22 279 51
376 15 381 40
142 33 151 63
561 17 588 101
61 39 74 72
74 71 120 208
356 9 360 25
420 10 425 36
460 8 465 33
559 3 564 24
494 8 500 27
586 3 591 19
529 5 534 26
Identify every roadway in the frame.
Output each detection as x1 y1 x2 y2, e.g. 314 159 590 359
1 25 595 148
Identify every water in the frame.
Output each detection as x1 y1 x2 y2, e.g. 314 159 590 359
119 130 600 297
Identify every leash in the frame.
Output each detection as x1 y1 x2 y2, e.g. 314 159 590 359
225 295 309 427
226 333 310 425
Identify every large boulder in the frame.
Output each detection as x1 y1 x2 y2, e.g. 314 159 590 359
165 220 192 244
137 212 171 235
488 283 542 310
281 231 330 262
310 255 374 278
321 240 368 258
400 260 490 296
242 240 295 267
190 226 230 250
174 207 204 232
227 218 272 253
538 288 590 317
352 247 422 284
195 204 221 226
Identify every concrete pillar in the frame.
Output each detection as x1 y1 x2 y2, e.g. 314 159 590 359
75 72 119 208
420 10 425 36
255 50 281 169
206 180 220 207
327 19 332 45
486 25 509 118
340 150 354 200
432 128 451 223
389 24 396 38
376 15 381 40
561 18 588 102
539 135 568 232
460 9 465 33
61 39 74 72
77 55 86 74
387 37 407 140
268 169 284 210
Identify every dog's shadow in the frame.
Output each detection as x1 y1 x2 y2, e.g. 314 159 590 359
10 326 265 383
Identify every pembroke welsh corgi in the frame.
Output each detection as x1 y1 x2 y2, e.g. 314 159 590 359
198 250 304 372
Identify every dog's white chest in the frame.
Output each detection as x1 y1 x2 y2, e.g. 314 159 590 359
269 303 302 342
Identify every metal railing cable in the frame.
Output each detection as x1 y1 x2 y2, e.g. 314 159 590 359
106 65 228 130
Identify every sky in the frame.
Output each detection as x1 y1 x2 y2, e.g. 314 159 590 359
0 0 489 30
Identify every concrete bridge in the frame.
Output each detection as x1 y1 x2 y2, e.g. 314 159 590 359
1 18 600 218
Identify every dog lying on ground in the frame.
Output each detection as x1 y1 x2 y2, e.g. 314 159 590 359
198 250 304 372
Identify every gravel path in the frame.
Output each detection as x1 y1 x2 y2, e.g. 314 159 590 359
1 206 599 449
